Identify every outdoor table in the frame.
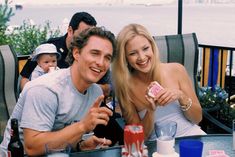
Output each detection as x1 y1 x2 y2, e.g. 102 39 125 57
4 134 231 156
70 134 234 157
147 134 234 157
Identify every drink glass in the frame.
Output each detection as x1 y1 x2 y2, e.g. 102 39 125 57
154 121 177 154
179 139 203 157
45 141 71 157
123 124 147 157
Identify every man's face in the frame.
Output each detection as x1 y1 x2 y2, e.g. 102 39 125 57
74 21 93 37
73 36 113 84
67 21 94 47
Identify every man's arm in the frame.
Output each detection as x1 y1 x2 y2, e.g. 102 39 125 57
22 90 113 156
23 121 86 156
20 59 37 90
20 77 29 91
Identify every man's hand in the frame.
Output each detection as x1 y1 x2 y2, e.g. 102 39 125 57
80 95 113 133
80 135 112 151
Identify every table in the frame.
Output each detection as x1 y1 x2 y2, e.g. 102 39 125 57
180 134 234 156
70 134 234 157
70 145 122 157
147 134 234 157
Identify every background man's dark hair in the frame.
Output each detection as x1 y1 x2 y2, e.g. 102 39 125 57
69 12 97 30
66 27 116 65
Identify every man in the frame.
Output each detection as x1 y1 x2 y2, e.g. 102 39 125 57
20 12 111 96
0 27 115 156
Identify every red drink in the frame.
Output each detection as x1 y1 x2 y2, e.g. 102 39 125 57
122 124 147 157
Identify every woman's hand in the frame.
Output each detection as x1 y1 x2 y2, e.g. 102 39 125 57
80 135 112 151
145 88 183 109
154 88 183 106
145 81 164 110
145 94 157 110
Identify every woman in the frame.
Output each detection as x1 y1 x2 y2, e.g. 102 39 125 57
112 24 205 140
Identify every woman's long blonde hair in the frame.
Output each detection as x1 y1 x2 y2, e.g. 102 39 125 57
112 24 162 134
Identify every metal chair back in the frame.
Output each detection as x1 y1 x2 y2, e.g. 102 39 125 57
154 33 199 95
0 45 19 136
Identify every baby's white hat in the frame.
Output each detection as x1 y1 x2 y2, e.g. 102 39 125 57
31 43 61 61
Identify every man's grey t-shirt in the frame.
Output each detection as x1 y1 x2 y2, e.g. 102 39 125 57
0 68 102 150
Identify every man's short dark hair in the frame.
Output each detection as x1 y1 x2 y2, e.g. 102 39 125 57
66 27 116 65
69 12 97 31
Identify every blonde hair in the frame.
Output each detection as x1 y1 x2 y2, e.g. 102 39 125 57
112 24 162 136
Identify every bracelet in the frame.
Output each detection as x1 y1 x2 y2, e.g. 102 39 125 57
76 140 84 152
180 98 192 111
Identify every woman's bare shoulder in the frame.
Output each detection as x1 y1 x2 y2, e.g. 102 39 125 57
161 62 185 72
159 63 187 86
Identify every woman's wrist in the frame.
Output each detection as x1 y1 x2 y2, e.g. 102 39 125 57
180 97 192 111
179 92 192 111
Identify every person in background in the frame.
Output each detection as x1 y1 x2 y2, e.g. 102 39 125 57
20 12 112 96
30 43 61 80
0 27 116 156
112 23 206 140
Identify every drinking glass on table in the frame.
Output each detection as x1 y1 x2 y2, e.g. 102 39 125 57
154 121 177 155
45 141 71 157
179 139 203 157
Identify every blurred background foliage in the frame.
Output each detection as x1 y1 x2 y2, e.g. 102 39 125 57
199 85 235 128
198 85 228 109
0 0 14 45
7 20 61 55
0 0 61 55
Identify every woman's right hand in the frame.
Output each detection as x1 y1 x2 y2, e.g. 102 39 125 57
145 81 163 110
145 94 157 110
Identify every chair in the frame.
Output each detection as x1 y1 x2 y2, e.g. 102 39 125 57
0 45 19 136
153 33 199 95
153 33 232 134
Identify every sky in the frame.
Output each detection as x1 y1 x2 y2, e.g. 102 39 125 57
3 0 175 5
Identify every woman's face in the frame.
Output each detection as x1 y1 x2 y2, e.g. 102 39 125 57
125 35 153 73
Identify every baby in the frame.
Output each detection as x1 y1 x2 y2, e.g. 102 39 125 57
30 43 61 80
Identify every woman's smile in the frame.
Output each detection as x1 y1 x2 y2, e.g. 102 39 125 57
136 58 150 69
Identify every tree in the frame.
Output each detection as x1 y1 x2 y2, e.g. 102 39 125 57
0 0 14 45
0 0 61 55
7 20 61 55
